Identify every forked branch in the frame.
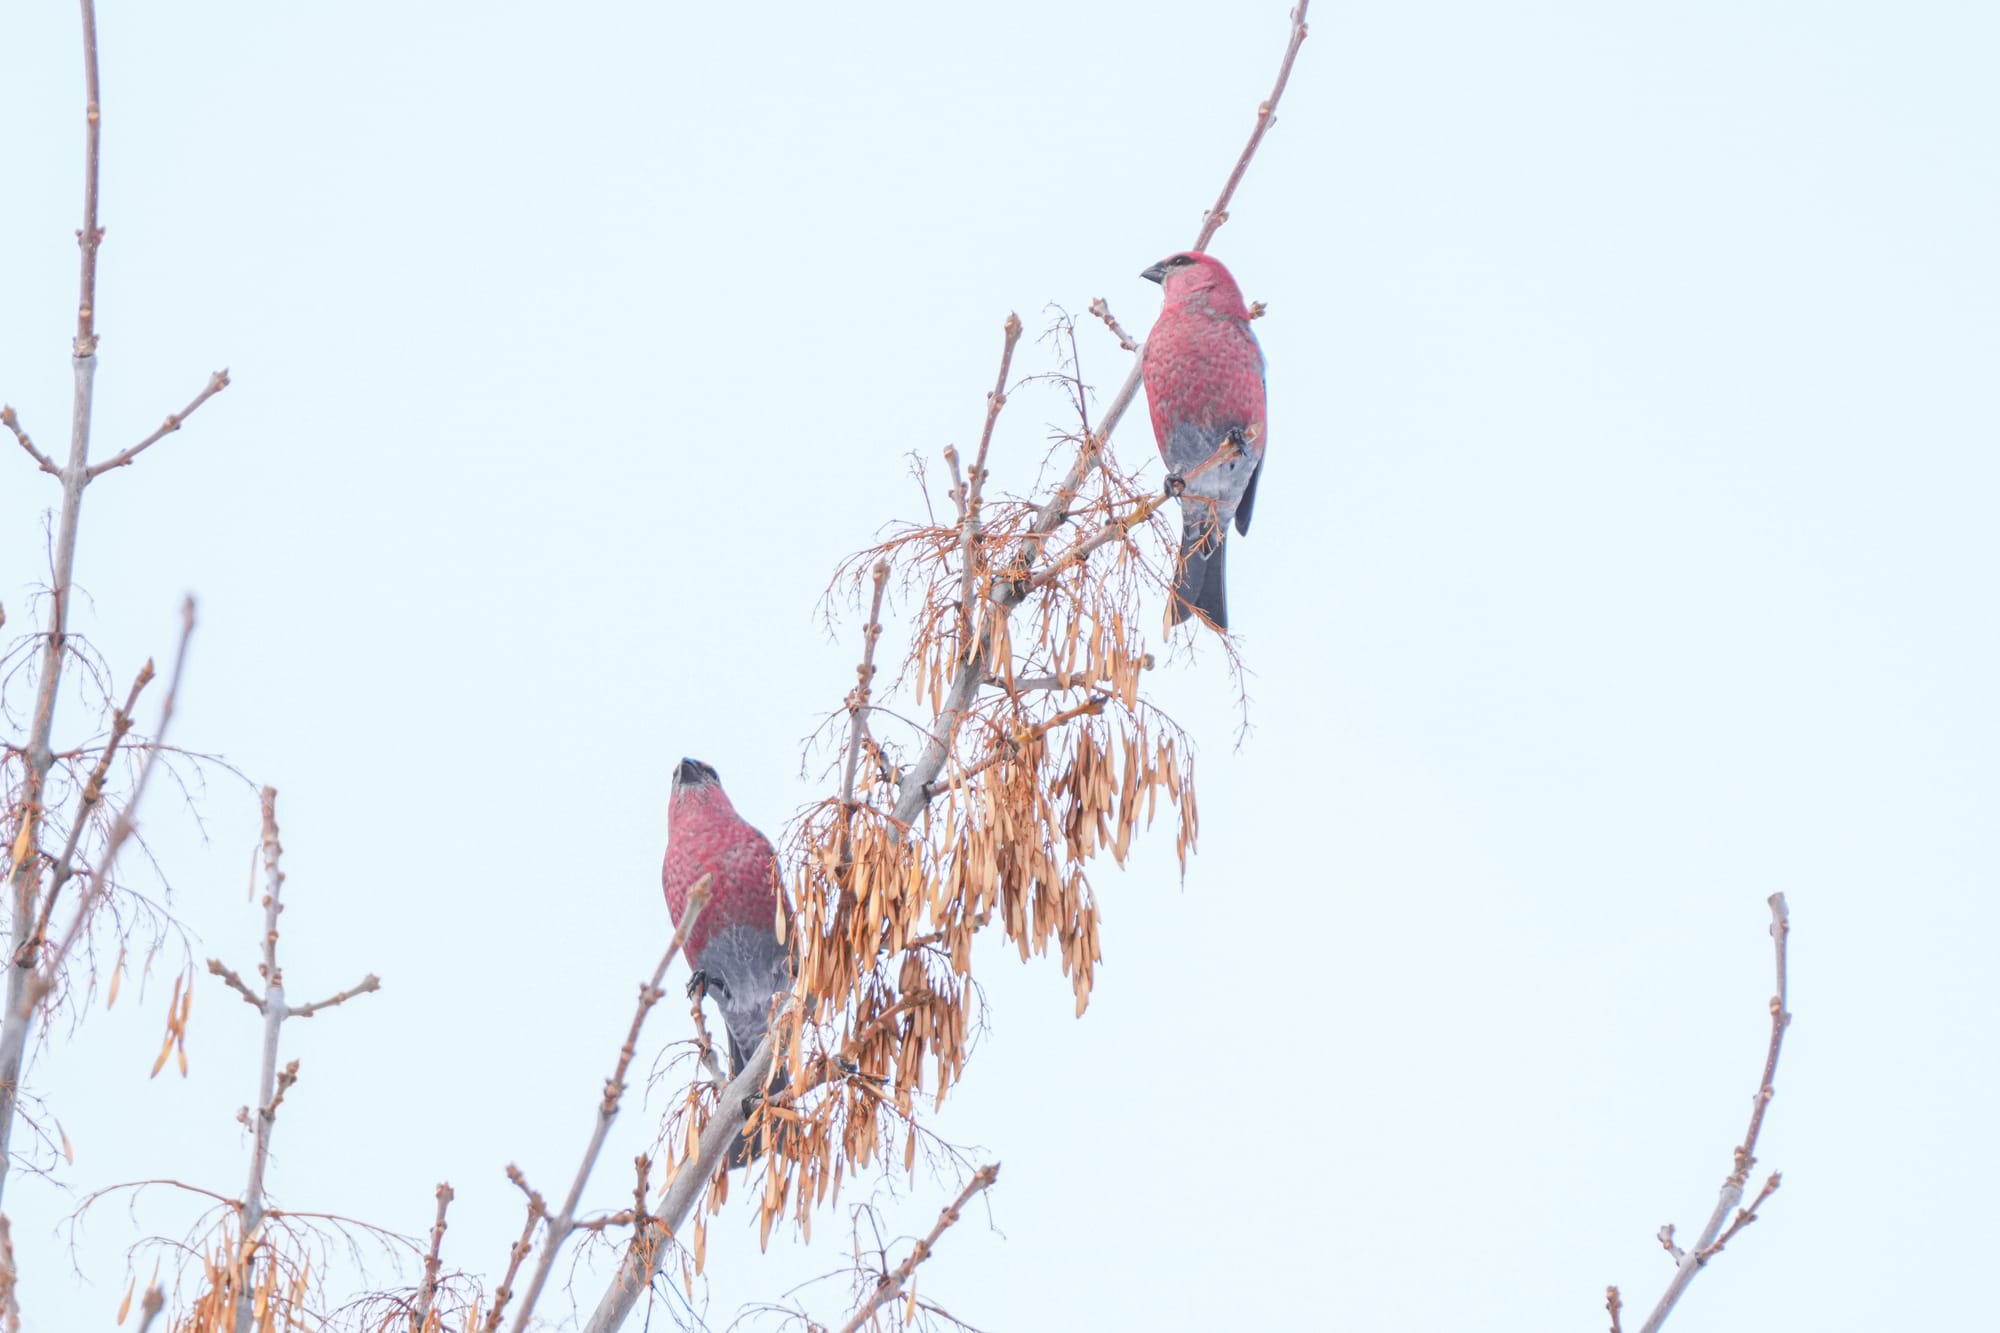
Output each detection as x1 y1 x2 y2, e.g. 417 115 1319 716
504 877 711 1333
832 1164 998 1333
1628 894 1792 1333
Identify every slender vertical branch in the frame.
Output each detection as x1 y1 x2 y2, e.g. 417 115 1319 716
0 600 192 1207
1 0 225 1213
956 315 1022 636
233 788 291 1333
411 1183 454 1333
1632 894 1792 1333
838 562 891 860
1192 1 1312 252
505 879 711 1333
74 0 104 360
831 1164 998 1333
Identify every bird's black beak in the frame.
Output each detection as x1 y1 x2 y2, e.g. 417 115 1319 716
674 757 717 789
1140 261 1168 284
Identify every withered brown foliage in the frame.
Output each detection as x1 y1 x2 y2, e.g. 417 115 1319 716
643 311 1208 1261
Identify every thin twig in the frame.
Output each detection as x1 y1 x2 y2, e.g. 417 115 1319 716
957 316 1023 637
0 603 194 1196
1633 894 1792 1333
480 1173 545 1333
1607 1286 1623 1333
87 370 230 478
505 877 711 1333
1024 431 1247 594
13 657 154 966
1086 299 1138 354
1193 1 1312 252
411 1183 453 1333
287 973 381 1018
1 409 58 476
839 562 891 840
206 959 264 1012
832 1165 999 1333
1698 1172 1781 1262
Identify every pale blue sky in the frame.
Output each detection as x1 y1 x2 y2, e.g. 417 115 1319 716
3 2 1996 1329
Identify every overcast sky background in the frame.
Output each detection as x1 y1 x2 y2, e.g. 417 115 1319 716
3 2 1996 1329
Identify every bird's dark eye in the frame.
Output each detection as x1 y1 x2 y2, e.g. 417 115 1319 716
1169 255 1195 267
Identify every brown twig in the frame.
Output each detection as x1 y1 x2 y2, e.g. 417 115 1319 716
411 1183 453 1333
13 656 154 967
956 315 1023 637
505 877 711 1333
0 600 194 1207
1192 1 1312 252
287 973 381 1018
932 697 1108 797
1023 428 1249 599
87 370 231 478
480 1172 545 1333
1 408 58 476
689 992 725 1085
840 563 891 828
1607 1286 1623 1333
1632 894 1792 1333
1087 298 1138 353
206 958 264 1012
831 1164 998 1333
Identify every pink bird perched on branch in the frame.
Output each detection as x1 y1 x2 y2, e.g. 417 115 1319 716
1139 251 1268 631
663 758 791 1166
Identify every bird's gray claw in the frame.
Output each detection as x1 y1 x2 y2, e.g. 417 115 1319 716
686 969 731 1003
1164 472 1187 498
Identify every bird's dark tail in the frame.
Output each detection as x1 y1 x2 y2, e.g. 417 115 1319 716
1171 525 1229 631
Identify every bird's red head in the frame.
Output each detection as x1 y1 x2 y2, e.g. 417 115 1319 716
1141 251 1250 318
669 757 736 828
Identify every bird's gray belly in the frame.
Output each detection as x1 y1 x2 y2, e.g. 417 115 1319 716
1165 420 1256 505
702 924 792 1060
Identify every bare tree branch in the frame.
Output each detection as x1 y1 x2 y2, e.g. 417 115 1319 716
205 958 264 1012
1193 1 1313 251
286 973 381 1019
0 600 194 1206
1630 894 1793 1333
1 0 228 1214
831 1164 998 1333
956 315 1023 636
504 876 711 1333
1086 298 1138 354
0 409 58 476
86 370 231 479
411 1183 453 1333
12 656 155 967
478 1170 545 1333
233 788 291 1333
